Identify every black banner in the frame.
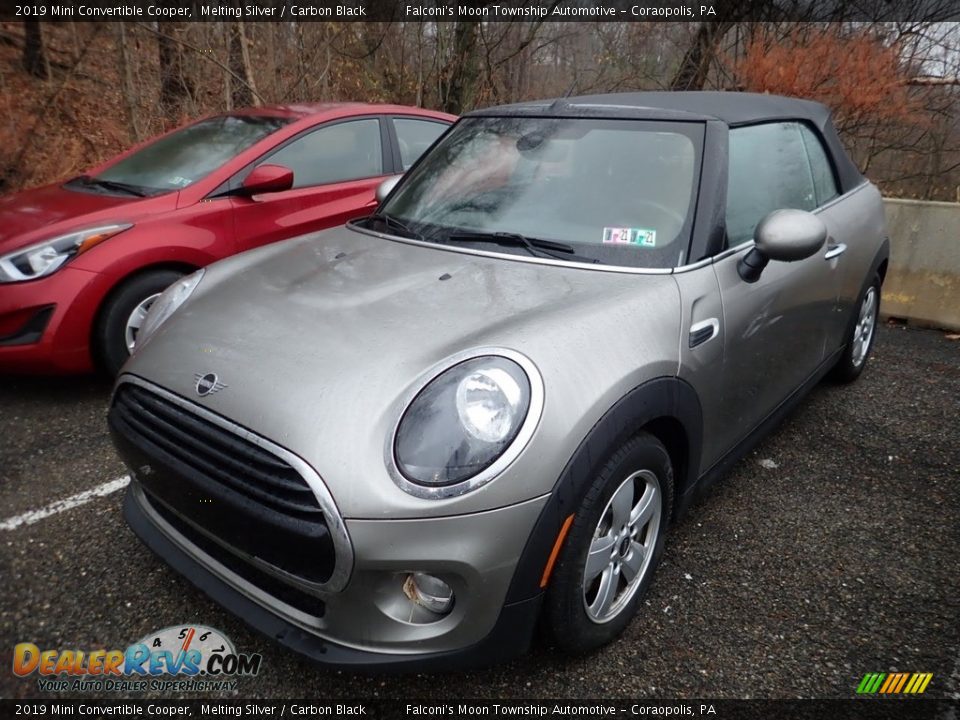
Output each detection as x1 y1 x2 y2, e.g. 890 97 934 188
0 699 956 720
3 0 959 23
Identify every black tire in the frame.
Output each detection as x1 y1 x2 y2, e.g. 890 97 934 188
94 269 184 376
830 273 881 384
544 432 673 653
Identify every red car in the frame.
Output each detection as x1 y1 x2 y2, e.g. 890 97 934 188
0 103 454 374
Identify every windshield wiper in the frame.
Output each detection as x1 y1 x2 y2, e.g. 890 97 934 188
447 231 598 264
77 175 149 197
357 213 423 240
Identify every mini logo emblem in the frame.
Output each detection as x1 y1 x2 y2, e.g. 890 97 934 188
194 373 227 397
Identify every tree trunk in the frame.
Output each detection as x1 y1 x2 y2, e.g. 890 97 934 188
415 22 424 106
23 20 49 79
669 21 733 91
443 21 480 114
70 21 82 62
223 23 233 110
320 23 331 101
116 23 141 142
158 22 193 119
228 20 258 108
238 22 260 105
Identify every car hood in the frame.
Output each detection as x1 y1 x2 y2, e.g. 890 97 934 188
0 182 174 255
124 225 682 517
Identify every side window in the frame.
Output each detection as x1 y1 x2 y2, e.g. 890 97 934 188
726 122 817 246
263 119 382 188
394 118 447 170
798 124 839 206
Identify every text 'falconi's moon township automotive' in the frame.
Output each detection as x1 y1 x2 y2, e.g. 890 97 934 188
108 92 889 671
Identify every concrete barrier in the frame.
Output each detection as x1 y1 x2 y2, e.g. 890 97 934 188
882 198 960 331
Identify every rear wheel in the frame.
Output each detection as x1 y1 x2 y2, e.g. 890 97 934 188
94 269 184 376
831 274 880 383
544 432 673 653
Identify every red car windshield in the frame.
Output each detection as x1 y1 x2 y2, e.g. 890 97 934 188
81 115 290 195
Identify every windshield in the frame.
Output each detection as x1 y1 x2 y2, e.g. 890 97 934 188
85 115 291 194
378 116 703 269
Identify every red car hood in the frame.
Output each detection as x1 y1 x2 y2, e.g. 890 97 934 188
0 182 177 255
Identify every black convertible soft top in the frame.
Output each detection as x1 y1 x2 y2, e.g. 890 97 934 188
469 91 864 193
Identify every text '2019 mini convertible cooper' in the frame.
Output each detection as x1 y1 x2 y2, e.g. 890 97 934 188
109 92 889 670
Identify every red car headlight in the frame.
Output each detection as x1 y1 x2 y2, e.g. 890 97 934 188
0 223 132 283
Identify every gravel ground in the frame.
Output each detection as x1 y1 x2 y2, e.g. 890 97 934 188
1 324 957 700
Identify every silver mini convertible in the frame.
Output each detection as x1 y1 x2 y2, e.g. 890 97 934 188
110 92 889 670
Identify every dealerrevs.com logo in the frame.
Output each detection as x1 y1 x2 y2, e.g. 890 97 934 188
13 625 262 693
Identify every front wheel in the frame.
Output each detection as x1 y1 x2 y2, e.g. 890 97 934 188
544 432 673 653
830 274 881 383
94 269 184 376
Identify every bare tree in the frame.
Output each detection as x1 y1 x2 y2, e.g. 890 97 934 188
157 22 193 119
116 23 141 141
670 21 738 90
22 20 49 80
443 21 481 114
228 21 259 108
5 17 960 201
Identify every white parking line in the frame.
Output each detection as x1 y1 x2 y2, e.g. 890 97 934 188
0 475 130 531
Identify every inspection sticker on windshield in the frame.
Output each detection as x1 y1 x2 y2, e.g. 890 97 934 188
602 227 656 247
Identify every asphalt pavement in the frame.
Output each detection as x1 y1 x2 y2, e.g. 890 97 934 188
1 324 957 700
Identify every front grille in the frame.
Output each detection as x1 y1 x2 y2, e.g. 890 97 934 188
147 493 326 618
113 383 322 519
109 383 336 585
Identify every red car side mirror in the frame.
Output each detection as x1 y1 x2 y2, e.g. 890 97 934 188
240 164 294 196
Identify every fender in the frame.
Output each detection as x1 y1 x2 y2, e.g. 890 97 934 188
504 376 702 604
871 236 891 284
836 236 890 341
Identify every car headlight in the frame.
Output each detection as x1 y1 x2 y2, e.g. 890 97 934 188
135 269 205 349
391 352 544 498
0 224 132 283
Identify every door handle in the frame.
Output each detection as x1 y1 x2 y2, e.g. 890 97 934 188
689 318 719 348
825 242 847 260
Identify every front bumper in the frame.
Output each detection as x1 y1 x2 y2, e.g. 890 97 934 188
110 377 549 668
0 267 102 373
123 482 545 671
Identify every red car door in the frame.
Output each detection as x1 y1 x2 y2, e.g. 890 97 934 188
229 116 389 252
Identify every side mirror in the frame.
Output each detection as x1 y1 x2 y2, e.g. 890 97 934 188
375 175 402 204
738 209 827 283
240 164 294 196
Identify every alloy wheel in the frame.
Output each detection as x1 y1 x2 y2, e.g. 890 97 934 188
124 293 161 353
582 469 661 624
852 287 877 368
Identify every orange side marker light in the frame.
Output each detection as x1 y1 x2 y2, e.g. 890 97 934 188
540 514 575 588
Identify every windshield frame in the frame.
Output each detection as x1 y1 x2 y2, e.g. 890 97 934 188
347 221 677 275
367 115 708 272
